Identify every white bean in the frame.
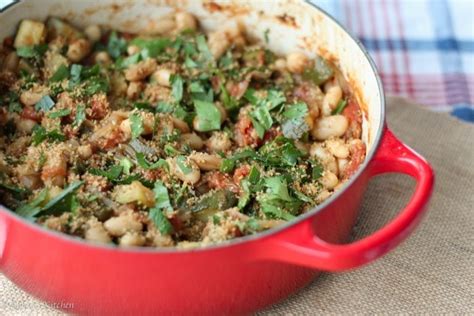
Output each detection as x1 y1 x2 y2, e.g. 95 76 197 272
171 116 190 133
124 58 157 82
78 144 93 159
20 90 44 106
274 58 287 71
127 81 144 100
189 152 222 171
337 158 348 176
321 171 339 190
205 132 231 152
84 25 102 43
208 31 231 59
67 38 91 62
95 51 111 64
321 84 342 116
127 45 140 56
175 12 197 31
326 139 349 158
15 118 36 134
286 52 310 74
104 212 143 237
85 220 111 244
309 143 338 174
152 68 173 87
119 232 146 247
311 115 348 141
181 133 204 150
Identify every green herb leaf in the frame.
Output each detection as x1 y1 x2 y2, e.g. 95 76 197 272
70 64 83 84
0 183 30 199
35 95 55 112
129 112 144 139
310 159 324 180
32 125 66 145
136 152 168 170
40 181 84 216
149 181 173 235
264 29 270 43
196 34 213 62
248 166 260 184
332 99 348 115
194 100 221 132
73 104 86 128
48 108 71 118
171 74 184 102
260 202 295 220
49 64 69 82
84 76 109 95
176 155 193 175
283 102 307 120
264 176 292 201
16 189 48 218
302 56 333 85
281 102 309 140
250 106 273 138
130 37 171 58
16 44 48 58
107 31 127 58
220 158 235 173
90 165 123 181
119 158 133 175
116 53 142 69
133 101 155 112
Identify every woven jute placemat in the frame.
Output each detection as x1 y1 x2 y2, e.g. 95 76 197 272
1 97 473 315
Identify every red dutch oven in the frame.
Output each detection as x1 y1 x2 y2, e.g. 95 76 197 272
0 0 434 314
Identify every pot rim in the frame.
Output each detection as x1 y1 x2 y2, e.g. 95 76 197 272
0 0 386 255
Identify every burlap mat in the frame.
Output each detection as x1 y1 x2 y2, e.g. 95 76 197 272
1 97 473 315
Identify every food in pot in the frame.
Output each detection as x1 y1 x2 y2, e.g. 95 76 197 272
0 13 366 248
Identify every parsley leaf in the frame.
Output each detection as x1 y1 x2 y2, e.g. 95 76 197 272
49 64 69 82
170 74 184 102
264 29 270 43
332 99 348 115
130 37 171 58
120 158 133 175
48 108 71 118
16 44 48 58
250 106 273 138
149 181 173 235
90 165 123 181
302 56 334 85
196 34 213 63
73 104 86 128
107 31 127 58
35 95 55 112
136 152 168 170
32 125 66 145
281 102 310 140
194 100 221 132
129 112 144 139
176 155 193 175
16 189 48 219
264 176 292 201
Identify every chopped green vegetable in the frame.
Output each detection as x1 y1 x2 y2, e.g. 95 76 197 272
49 64 69 82
129 112 144 139
281 102 309 140
250 106 273 138
35 95 55 112
194 100 221 131
149 181 173 234
220 158 235 173
107 31 127 58
302 56 334 85
130 37 171 58
176 155 193 174
90 165 123 181
264 29 270 43
171 74 184 102
196 34 213 63
332 99 348 115
32 125 66 145
48 108 71 118
16 44 48 59
264 176 292 201
119 158 133 175
136 152 168 170
73 104 86 128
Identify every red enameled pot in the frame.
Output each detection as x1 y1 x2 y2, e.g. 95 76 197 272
0 0 434 314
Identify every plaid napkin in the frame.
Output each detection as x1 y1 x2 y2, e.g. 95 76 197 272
316 0 474 122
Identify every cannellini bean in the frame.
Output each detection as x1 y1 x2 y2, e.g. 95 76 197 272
205 132 231 152
119 232 146 247
147 16 176 35
127 81 144 100
95 51 111 64
337 158 349 176
127 45 140 56
274 58 287 71
286 52 310 74
311 115 348 141
20 89 45 106
84 25 102 43
67 38 91 62
85 220 111 244
321 171 339 190
181 133 204 150
15 118 36 134
41 151 68 187
3 51 19 72
19 174 42 190
207 31 231 59
152 68 173 87
113 181 155 207
168 157 201 184
317 189 332 203
104 212 143 237
309 143 338 174
175 12 197 31
171 116 190 133
326 139 349 158
124 58 157 82
322 83 343 116
189 152 222 171
78 144 93 159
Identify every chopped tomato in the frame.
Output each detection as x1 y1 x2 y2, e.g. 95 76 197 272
206 171 240 193
342 98 362 139
342 140 366 179
234 115 261 148
233 165 250 184
21 106 42 122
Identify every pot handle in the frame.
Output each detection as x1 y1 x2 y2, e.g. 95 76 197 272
259 128 434 271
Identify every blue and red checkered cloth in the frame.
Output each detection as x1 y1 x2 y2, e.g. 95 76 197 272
316 0 474 122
